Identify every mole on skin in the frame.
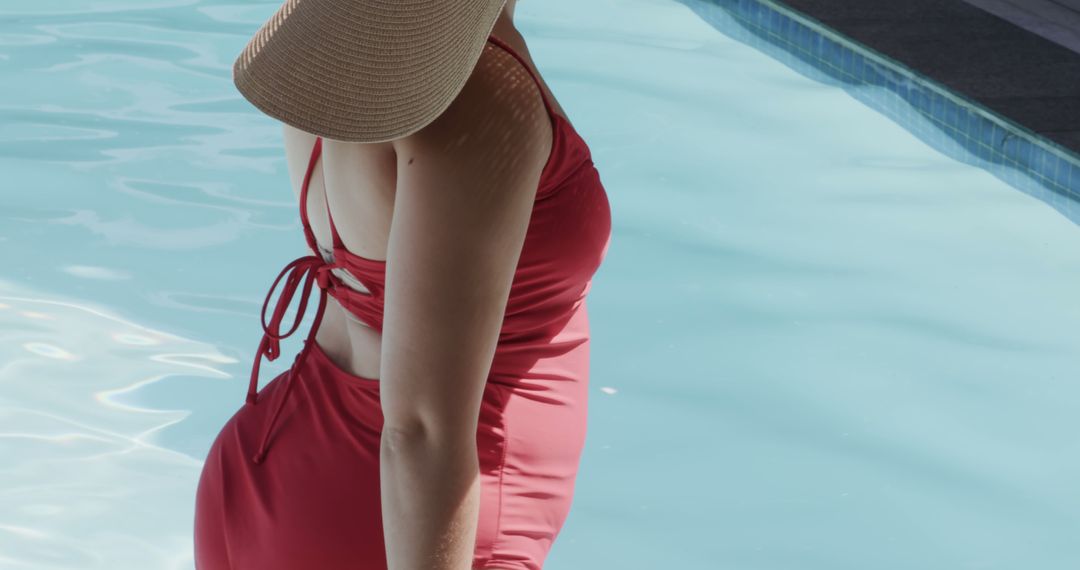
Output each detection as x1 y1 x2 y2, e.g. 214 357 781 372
408 157 414 165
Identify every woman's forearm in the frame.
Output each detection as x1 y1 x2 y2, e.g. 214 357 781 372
380 426 481 570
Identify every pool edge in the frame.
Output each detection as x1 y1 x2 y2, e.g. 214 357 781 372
682 0 1080 225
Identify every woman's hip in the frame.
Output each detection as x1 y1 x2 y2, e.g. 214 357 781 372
193 350 589 569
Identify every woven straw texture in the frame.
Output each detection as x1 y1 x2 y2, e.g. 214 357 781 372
233 0 508 143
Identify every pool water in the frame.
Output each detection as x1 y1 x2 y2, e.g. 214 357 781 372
2 0 1079 568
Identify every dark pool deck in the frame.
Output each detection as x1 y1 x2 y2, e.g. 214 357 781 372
961 0 1080 56
777 0 1080 156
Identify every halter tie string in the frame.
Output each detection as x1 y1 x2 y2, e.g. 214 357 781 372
247 254 333 464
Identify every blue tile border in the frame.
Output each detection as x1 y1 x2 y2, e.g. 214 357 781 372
680 0 1080 225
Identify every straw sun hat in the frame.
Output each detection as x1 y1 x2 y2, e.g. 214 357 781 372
233 0 510 143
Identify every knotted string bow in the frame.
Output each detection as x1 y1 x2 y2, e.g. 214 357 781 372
247 254 334 464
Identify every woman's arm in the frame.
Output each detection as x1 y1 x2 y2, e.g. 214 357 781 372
379 52 553 570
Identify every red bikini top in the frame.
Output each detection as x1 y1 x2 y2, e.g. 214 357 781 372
292 33 601 331
245 34 611 464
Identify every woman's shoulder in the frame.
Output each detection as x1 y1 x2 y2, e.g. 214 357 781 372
391 41 552 171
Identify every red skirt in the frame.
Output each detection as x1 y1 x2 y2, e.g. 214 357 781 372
193 337 588 570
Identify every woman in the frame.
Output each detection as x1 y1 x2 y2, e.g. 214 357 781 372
193 0 611 568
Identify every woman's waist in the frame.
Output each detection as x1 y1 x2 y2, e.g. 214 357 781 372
313 298 383 381
310 297 590 388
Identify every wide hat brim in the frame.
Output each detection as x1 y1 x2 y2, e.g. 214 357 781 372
233 0 509 143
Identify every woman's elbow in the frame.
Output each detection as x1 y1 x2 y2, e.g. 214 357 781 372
381 415 477 455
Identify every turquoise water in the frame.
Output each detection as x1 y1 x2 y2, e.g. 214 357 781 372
3 0 1080 567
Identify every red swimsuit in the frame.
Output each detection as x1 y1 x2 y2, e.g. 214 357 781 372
194 34 611 570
